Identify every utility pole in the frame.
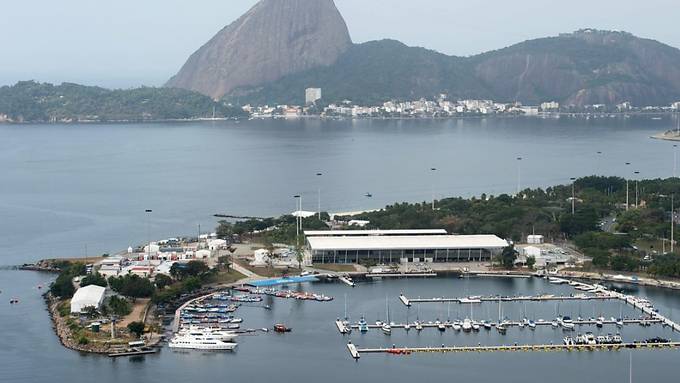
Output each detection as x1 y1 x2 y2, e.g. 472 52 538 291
293 195 301 247
145 209 152 261
625 162 631 211
430 167 437 210
516 157 523 196
316 172 323 220
672 194 675 254
634 171 640 208
674 144 678 178
570 177 577 215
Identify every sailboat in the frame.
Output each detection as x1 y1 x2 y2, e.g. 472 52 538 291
404 308 411 331
414 304 423 331
342 294 351 334
382 297 392 335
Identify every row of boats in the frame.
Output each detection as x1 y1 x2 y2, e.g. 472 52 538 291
351 314 655 335
563 333 623 346
230 286 334 302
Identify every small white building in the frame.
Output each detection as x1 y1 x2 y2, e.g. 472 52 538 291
195 249 212 259
251 249 271 266
523 246 543 258
70 285 106 314
208 239 227 250
527 235 544 244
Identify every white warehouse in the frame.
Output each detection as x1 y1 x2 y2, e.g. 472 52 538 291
305 230 508 264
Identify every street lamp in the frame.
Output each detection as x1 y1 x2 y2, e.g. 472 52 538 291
596 151 603 176
516 157 523 196
570 178 576 215
316 172 323 220
145 209 152 261
430 167 437 210
293 195 301 246
625 162 631 211
674 145 678 178
634 171 640 208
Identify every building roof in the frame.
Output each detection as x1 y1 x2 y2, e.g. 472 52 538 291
307 235 508 251
71 285 106 313
304 229 448 237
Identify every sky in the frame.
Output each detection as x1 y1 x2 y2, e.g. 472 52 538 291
1 0 678 88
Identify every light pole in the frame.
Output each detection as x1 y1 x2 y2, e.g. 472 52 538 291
672 194 675 254
674 145 678 178
625 162 631 211
430 167 437 210
570 177 576 215
293 195 301 247
596 151 603 176
145 209 152 261
316 172 323 220
516 157 523 196
634 171 640 208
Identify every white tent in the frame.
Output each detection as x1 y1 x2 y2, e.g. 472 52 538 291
251 249 270 266
70 285 106 314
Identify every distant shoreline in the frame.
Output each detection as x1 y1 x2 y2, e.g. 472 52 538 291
1 110 677 125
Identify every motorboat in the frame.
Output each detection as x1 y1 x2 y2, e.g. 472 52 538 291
274 324 291 333
381 322 392 335
436 320 446 332
596 316 605 328
415 321 423 331
169 333 237 351
528 320 536 330
358 317 369 333
462 318 472 332
471 321 480 331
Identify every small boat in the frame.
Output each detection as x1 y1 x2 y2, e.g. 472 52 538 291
551 320 559 328
381 322 392 335
481 320 492 330
496 323 507 334
616 318 624 328
358 317 369 333
471 321 480 331
528 320 536 330
561 316 575 330
462 318 472 332
415 321 423 331
596 316 605 328
452 321 462 331
274 324 291 333
436 319 446 332
404 323 411 331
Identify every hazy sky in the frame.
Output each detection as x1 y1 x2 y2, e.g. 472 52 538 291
1 0 678 88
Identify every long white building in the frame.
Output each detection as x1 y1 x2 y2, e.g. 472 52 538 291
305 230 508 264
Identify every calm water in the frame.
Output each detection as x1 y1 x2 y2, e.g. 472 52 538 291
2 116 680 382
2 273 680 382
0 116 677 265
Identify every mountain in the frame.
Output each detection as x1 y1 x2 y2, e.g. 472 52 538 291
226 30 680 107
166 0 352 99
0 81 248 123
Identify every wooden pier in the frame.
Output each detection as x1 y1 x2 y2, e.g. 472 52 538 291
347 341 680 359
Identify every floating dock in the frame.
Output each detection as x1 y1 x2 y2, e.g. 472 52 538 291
347 342 680 359
108 348 158 358
366 273 437 278
337 318 660 333
398 294 614 306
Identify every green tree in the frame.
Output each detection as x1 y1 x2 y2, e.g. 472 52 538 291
497 245 518 269
107 295 132 316
127 321 145 338
154 274 173 290
526 256 536 269
108 274 155 299
80 272 107 288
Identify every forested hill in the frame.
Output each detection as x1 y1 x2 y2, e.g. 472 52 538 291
227 30 680 107
0 81 248 123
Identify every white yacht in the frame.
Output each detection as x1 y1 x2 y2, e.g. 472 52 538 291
462 318 472 332
177 326 239 342
169 333 238 351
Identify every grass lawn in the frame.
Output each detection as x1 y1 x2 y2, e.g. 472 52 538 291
206 269 247 284
312 264 357 272
234 260 299 277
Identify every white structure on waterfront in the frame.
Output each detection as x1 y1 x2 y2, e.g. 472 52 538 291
251 249 271 266
306 230 508 264
305 88 322 105
527 234 544 244
70 285 106 314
